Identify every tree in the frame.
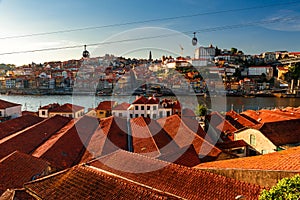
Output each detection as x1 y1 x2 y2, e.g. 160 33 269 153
259 174 300 200
231 47 238 55
195 104 207 117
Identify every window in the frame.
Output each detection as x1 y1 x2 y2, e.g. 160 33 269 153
69 114 72 118
147 114 150 118
261 150 268 154
119 113 123 117
153 106 157 110
141 106 144 110
130 114 133 118
159 111 163 118
99 111 104 114
153 114 157 119
141 114 144 117
250 134 256 145
147 106 150 110
167 111 171 116
0 111 3 116
135 106 139 110
41 110 46 115
135 114 138 118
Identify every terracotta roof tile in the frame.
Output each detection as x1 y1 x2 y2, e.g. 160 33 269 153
39 103 60 110
0 188 35 200
112 102 130 110
259 119 300 146
88 150 264 200
132 96 148 104
81 116 128 162
0 151 50 192
132 96 159 104
38 116 99 169
96 101 116 110
241 109 300 123
24 165 176 199
0 115 71 159
209 112 238 134
196 146 300 171
225 110 256 129
49 103 84 113
158 145 201 167
0 99 20 109
157 115 222 160
0 115 43 140
130 117 160 157
216 140 250 149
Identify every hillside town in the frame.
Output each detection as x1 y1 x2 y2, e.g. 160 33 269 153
0 46 300 97
0 96 299 199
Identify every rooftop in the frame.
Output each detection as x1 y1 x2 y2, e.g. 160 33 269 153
0 151 50 194
0 99 21 109
49 103 84 113
0 115 43 140
24 165 176 199
195 146 300 171
87 150 263 200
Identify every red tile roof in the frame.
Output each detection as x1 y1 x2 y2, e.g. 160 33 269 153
24 165 176 199
132 96 148 104
37 116 99 169
88 150 264 199
49 103 84 113
0 151 50 192
80 116 128 162
209 111 238 134
0 115 71 159
225 110 256 129
39 103 60 110
0 99 21 109
0 115 43 140
241 109 300 123
112 102 130 110
96 101 116 110
157 115 221 159
158 145 201 167
196 146 300 171
216 140 250 149
258 119 300 146
132 96 159 104
130 117 160 158
0 188 35 200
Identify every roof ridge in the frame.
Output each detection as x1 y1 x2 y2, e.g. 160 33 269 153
0 117 47 145
31 119 77 158
85 165 188 199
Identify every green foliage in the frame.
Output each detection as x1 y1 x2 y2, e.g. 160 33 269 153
259 174 300 200
195 104 207 117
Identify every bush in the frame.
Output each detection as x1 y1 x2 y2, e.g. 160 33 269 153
259 174 300 200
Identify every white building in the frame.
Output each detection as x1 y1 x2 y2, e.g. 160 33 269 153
195 45 216 61
0 99 22 120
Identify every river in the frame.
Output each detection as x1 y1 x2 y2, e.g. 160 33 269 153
0 94 300 113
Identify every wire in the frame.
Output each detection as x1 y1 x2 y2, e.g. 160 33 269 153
0 0 299 40
0 15 298 56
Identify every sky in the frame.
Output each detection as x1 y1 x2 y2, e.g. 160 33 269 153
0 0 300 65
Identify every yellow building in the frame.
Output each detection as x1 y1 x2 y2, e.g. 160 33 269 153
96 101 117 118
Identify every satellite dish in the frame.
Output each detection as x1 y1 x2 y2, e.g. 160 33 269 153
82 45 90 58
192 32 197 46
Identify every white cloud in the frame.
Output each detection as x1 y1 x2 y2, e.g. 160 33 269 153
261 9 300 31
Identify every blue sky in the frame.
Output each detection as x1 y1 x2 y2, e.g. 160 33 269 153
0 0 299 65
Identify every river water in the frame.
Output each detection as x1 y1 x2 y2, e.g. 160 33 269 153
0 94 300 113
